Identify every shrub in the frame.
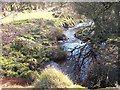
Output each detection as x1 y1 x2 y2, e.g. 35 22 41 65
1 35 66 82
34 68 73 88
47 48 67 63
0 57 40 82
47 28 65 41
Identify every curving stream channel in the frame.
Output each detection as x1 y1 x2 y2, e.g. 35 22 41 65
62 20 93 55
47 19 94 84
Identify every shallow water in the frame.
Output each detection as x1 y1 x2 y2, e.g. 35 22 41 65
61 20 93 56
47 19 94 83
60 20 93 81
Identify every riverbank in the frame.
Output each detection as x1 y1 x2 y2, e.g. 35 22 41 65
1 9 86 88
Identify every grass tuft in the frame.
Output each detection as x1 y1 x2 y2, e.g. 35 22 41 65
34 67 73 88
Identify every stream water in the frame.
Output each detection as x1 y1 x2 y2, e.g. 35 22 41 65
62 20 93 55
60 20 94 82
47 19 94 83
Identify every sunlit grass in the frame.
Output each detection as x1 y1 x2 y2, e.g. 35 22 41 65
34 67 73 88
1 10 80 27
1 10 57 24
33 67 87 89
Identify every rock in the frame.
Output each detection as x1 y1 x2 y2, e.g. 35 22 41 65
56 34 66 41
49 48 67 63
46 61 60 69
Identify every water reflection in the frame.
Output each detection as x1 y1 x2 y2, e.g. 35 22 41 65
60 19 94 81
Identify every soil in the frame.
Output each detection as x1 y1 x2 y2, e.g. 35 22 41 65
1 24 32 44
0 78 31 87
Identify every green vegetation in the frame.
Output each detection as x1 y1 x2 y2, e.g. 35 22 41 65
34 68 73 88
1 2 119 89
2 8 81 28
0 56 40 81
1 18 67 82
1 11 55 23
1 8 77 83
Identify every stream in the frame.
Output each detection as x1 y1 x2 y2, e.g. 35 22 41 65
61 20 94 81
47 19 94 83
